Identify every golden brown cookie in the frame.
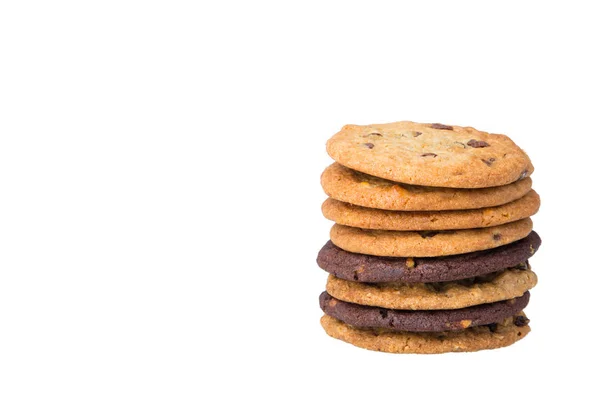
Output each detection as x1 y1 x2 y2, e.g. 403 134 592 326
320 314 530 354
322 190 540 231
330 218 533 257
321 163 533 211
326 121 534 188
326 268 537 310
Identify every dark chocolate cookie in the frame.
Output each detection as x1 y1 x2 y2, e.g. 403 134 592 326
317 231 541 283
319 291 530 332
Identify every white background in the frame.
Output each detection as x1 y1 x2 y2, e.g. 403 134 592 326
1 1 598 399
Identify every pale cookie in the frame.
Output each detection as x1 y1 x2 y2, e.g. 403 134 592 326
326 121 534 188
320 314 530 354
330 218 532 257
321 163 533 211
326 268 537 310
322 190 540 231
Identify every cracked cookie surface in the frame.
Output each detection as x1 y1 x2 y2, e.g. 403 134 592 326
326 121 534 188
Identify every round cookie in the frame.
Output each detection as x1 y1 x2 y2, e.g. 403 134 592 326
321 162 533 211
320 314 530 354
330 218 533 257
326 121 534 188
317 231 541 283
319 291 530 332
322 190 540 231
326 268 537 310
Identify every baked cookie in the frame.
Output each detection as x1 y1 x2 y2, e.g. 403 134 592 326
320 314 530 354
330 218 533 257
326 268 537 310
322 190 540 231
317 231 541 283
326 122 534 188
321 163 533 211
319 291 530 332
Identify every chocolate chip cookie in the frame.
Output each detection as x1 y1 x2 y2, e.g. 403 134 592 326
320 314 530 354
326 268 537 310
317 231 541 283
330 218 533 257
322 190 540 231
321 162 533 211
326 122 533 188
320 291 530 332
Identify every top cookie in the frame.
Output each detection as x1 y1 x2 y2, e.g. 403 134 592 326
326 121 534 188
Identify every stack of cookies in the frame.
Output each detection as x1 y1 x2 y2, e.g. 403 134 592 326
317 121 541 354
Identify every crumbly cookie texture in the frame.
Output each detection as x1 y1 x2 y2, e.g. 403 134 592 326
330 218 533 257
326 268 537 310
320 313 530 354
319 291 530 332
321 163 533 211
326 122 534 188
322 190 540 231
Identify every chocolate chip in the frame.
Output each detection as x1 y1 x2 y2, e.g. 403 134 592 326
430 123 453 130
379 309 388 319
515 260 530 271
488 323 498 333
413 131 422 137
363 143 375 149
427 282 444 292
513 316 530 327
467 139 490 148
493 233 502 241
421 153 437 158
481 158 496 166
419 231 438 238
